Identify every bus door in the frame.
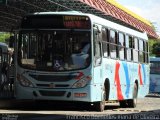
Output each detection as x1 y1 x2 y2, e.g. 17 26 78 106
93 25 102 84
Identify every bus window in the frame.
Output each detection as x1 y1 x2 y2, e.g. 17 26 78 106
145 42 149 63
126 35 132 61
133 38 139 62
110 30 117 59
102 28 109 57
20 33 36 67
102 27 108 42
139 39 144 63
19 31 91 71
118 32 125 60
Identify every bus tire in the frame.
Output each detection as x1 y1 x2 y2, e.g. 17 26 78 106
127 83 138 108
94 86 106 112
104 79 110 100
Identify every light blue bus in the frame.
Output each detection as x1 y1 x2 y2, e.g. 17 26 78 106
14 12 149 111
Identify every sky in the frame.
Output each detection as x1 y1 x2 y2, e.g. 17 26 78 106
116 0 160 35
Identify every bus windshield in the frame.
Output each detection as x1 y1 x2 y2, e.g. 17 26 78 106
18 30 91 71
150 61 160 74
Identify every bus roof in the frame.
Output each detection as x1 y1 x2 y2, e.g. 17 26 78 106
150 57 160 61
29 11 148 41
0 42 8 47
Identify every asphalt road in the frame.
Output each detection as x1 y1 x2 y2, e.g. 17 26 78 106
0 95 160 120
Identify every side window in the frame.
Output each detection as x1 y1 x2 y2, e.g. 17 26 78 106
143 41 149 63
126 35 132 61
102 27 109 57
118 32 125 60
133 38 139 62
110 30 117 58
102 27 108 42
145 42 149 63
139 39 144 63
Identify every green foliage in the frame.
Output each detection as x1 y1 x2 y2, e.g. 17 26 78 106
148 22 160 56
149 38 160 56
152 42 160 57
0 32 10 43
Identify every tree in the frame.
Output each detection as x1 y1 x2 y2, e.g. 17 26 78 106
148 22 160 56
151 41 160 57
0 32 10 43
149 38 157 56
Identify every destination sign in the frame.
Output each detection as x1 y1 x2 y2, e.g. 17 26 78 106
21 15 91 29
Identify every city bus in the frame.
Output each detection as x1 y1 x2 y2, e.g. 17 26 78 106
14 11 149 111
149 57 160 93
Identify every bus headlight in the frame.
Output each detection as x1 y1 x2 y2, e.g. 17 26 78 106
17 74 34 87
72 76 91 88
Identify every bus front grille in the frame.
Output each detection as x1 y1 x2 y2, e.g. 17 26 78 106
29 74 76 82
36 84 70 88
39 90 66 97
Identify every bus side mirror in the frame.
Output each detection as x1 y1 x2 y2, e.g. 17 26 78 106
93 24 101 35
